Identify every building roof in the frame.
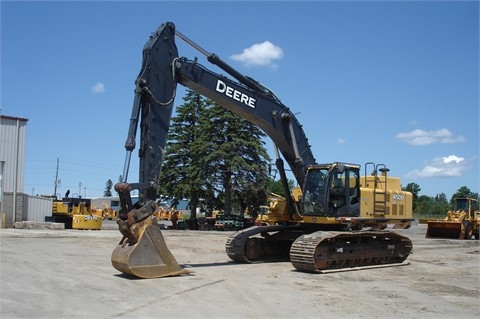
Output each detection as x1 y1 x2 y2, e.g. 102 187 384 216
0 115 29 122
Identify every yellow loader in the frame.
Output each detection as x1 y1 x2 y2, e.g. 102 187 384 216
426 198 479 240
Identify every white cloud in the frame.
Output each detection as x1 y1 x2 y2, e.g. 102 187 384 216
91 82 106 93
394 128 465 146
443 155 464 164
337 138 346 144
405 155 469 179
230 41 283 68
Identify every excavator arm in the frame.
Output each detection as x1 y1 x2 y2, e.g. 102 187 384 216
112 21 316 278
112 21 414 279
115 22 316 230
117 22 314 214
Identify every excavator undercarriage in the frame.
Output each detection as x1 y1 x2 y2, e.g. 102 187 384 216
226 225 412 273
290 230 412 272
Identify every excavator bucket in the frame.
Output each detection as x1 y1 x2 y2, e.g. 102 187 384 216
426 221 465 239
111 224 192 279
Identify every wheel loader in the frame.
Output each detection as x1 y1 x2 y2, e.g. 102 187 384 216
426 197 479 240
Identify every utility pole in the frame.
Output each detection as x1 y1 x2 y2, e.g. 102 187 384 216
53 158 59 199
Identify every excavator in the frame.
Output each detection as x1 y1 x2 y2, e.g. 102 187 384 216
111 21 415 279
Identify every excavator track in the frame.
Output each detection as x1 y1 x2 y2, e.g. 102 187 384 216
226 225 300 263
290 230 413 273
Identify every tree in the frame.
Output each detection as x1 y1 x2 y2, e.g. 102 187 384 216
415 195 434 215
201 103 271 215
267 177 295 197
158 90 210 226
432 193 450 215
104 179 113 197
404 182 421 211
451 186 478 203
158 89 271 223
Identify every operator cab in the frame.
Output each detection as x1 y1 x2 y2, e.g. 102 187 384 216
302 163 360 218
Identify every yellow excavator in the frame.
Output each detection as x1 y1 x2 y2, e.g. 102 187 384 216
111 22 414 279
426 198 479 240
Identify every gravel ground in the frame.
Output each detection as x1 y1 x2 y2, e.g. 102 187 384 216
0 222 479 319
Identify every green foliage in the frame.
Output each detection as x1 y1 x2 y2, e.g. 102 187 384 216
158 89 271 218
404 182 420 200
158 90 208 219
414 194 449 214
403 182 421 210
267 177 295 197
450 186 478 203
201 103 271 215
104 179 113 197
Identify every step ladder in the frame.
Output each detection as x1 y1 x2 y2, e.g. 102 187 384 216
365 162 388 217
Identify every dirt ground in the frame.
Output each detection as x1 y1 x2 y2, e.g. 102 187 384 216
0 221 479 319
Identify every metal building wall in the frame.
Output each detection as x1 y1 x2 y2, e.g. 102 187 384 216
0 115 28 192
0 115 28 228
22 194 53 222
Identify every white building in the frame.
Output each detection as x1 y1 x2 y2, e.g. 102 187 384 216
0 115 52 227
0 115 28 227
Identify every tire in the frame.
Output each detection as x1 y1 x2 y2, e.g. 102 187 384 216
463 220 473 240
474 227 479 240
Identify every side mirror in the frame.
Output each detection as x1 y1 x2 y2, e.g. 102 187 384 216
336 164 345 173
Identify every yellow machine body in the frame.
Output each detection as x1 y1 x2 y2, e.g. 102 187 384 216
265 173 413 230
154 202 184 221
51 198 102 230
72 214 102 230
426 198 479 240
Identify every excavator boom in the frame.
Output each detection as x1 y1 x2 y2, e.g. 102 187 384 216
112 21 414 279
112 21 316 278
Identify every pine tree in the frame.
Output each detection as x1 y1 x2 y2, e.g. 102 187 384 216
201 103 271 215
104 179 113 197
158 89 212 225
158 89 272 223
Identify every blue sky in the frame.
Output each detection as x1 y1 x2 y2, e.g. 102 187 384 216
2 1 478 200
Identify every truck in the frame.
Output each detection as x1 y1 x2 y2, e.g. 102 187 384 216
111 21 415 279
426 197 479 240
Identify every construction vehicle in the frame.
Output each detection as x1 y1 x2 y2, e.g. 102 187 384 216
251 207 269 226
154 200 184 221
101 203 117 220
50 195 102 230
111 21 414 279
426 198 479 240
154 200 185 229
91 203 114 220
